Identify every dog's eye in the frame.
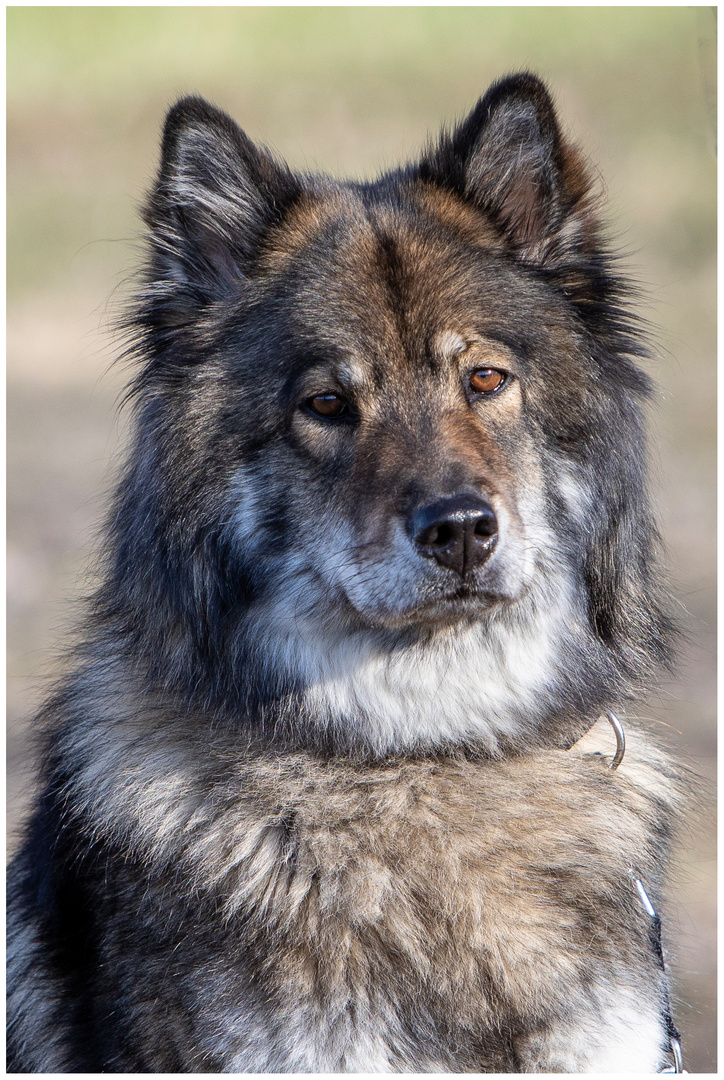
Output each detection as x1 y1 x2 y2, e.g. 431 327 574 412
305 393 350 419
469 368 508 396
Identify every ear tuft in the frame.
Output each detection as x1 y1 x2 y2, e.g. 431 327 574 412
419 73 596 265
143 96 301 323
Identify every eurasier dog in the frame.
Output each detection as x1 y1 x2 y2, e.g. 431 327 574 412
8 74 683 1072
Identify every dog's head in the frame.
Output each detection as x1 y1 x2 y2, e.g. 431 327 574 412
112 75 673 755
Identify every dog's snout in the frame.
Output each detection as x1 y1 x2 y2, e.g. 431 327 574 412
409 495 498 577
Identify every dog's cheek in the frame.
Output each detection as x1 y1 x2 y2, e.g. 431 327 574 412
229 438 356 588
550 461 594 527
478 427 554 588
335 527 438 622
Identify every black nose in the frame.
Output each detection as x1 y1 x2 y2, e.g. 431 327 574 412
409 495 498 577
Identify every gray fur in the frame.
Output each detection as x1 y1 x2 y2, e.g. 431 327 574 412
7 74 681 1072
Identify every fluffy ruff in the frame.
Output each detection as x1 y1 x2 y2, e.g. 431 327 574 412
8 718 681 1071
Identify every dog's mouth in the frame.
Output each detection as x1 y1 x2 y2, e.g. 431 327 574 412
441 581 481 601
416 585 511 615
343 580 514 631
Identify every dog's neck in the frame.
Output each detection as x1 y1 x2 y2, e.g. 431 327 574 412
236 577 615 758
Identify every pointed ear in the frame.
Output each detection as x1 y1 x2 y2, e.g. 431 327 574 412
419 73 595 265
143 96 300 323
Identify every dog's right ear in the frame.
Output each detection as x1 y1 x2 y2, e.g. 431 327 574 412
143 97 300 324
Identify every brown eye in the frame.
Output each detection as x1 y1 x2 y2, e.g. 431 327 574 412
305 393 350 419
469 367 508 396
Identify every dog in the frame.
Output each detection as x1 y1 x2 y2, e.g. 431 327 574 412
7 73 682 1072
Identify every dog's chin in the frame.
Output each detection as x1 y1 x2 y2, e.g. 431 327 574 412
348 587 514 632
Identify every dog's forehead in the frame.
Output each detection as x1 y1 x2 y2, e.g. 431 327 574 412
266 183 495 288
263 184 516 375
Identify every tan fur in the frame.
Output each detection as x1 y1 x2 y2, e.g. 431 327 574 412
260 187 358 271
413 182 505 249
58 692 681 1071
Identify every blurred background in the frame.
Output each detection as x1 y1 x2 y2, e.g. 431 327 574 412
7 8 716 1070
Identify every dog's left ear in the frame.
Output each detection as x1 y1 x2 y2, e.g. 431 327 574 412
419 73 594 266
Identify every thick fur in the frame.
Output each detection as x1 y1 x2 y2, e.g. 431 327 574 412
7 73 679 1072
